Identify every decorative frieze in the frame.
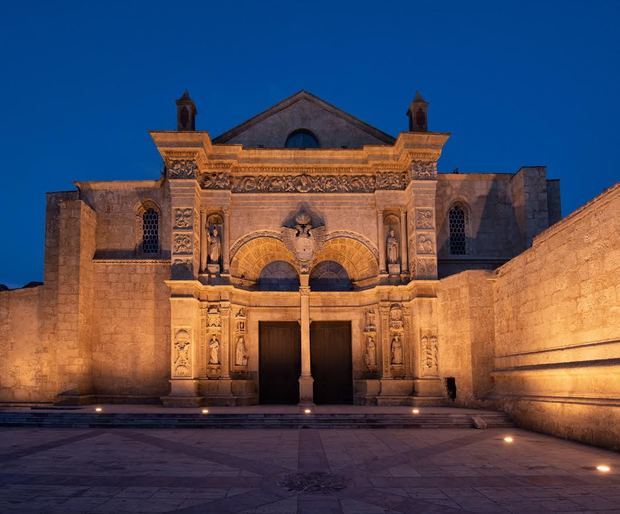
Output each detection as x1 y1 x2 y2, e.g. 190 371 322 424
167 159 197 179
421 334 439 375
173 208 194 229
173 233 193 254
410 160 437 180
200 172 231 190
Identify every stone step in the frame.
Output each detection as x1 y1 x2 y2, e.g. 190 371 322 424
0 411 513 429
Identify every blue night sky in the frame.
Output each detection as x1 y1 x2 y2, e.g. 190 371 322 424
0 1 618 287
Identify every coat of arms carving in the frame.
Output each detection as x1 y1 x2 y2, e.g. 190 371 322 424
281 212 326 271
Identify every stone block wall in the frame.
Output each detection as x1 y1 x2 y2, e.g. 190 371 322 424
493 183 620 448
437 270 495 407
91 262 170 400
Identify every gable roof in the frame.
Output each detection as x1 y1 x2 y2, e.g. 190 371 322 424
213 90 395 146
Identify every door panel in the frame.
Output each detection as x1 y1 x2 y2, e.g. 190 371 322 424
310 321 353 404
259 322 301 404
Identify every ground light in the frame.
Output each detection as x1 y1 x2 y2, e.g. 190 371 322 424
596 465 611 473
304 408 312 414
95 407 102 413
412 408 420 414
503 436 514 443
201 409 209 414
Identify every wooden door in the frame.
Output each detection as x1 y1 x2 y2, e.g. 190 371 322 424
259 322 301 404
310 321 353 404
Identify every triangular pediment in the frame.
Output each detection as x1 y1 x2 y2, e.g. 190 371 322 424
213 91 395 149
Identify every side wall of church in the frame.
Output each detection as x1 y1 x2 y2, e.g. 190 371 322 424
437 270 495 407
91 262 171 400
493 184 620 448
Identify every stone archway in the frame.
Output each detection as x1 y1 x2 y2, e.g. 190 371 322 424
230 236 297 284
312 237 378 286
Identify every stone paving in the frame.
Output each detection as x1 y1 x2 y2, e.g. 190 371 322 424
0 426 619 513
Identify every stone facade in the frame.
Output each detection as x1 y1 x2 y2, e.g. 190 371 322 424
2 89 618 446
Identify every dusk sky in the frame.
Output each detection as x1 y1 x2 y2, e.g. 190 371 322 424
1 0 618 287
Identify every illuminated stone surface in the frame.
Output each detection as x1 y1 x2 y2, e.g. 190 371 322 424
0 90 618 449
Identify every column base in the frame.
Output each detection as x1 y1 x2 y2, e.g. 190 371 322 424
161 379 204 407
298 375 314 405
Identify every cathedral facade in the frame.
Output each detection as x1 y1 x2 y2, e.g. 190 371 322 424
2 90 618 447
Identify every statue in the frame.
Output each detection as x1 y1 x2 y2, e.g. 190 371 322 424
207 226 221 264
390 334 403 365
364 336 377 369
386 228 399 264
235 336 249 367
208 335 220 365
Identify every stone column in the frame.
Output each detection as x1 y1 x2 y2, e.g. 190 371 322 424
377 210 386 274
379 302 391 379
222 210 230 274
400 209 408 273
220 302 231 379
298 273 314 405
200 210 207 274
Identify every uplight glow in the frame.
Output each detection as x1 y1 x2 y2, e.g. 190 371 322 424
503 436 514 443
304 408 312 414
412 408 420 414
201 409 209 414
596 465 611 473
95 407 103 413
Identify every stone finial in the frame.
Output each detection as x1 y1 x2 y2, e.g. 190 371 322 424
407 91 428 132
176 90 197 131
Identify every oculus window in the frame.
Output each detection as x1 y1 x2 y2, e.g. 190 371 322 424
285 129 320 148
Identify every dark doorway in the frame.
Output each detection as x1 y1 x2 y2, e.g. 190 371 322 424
446 377 457 401
259 322 301 404
310 321 353 404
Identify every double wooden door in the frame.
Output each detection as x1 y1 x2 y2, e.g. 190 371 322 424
258 321 352 404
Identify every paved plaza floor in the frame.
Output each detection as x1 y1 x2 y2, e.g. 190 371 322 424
0 425 619 513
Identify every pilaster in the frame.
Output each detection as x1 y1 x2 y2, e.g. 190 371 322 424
298 273 314 405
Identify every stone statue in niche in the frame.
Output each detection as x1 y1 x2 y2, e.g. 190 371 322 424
390 334 403 365
173 329 191 377
386 228 401 274
208 335 220 365
364 336 377 369
235 336 249 367
207 226 222 273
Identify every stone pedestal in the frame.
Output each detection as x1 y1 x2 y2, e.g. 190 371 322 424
161 379 203 407
299 376 315 406
388 263 401 275
377 379 415 406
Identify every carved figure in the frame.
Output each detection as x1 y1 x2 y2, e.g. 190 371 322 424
173 329 191 377
386 228 400 264
365 309 376 332
208 335 220 365
235 336 249 367
391 334 403 365
364 336 377 369
207 226 221 264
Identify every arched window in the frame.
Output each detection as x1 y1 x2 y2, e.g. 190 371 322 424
142 208 159 254
310 261 352 291
448 205 467 255
258 261 300 291
285 129 320 148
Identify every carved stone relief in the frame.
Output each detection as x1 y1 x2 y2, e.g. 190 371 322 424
364 335 377 370
173 233 193 254
172 329 191 378
415 209 434 229
422 335 439 375
174 208 193 229
233 307 249 370
415 258 437 279
167 159 197 179
389 304 404 332
410 160 437 180
234 336 249 367
416 234 435 254
207 305 221 329
208 335 220 365
200 172 230 190
364 309 376 332
281 211 326 271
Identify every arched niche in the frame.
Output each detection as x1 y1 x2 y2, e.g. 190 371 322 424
310 261 352 291
313 237 378 285
230 236 296 283
258 261 300 291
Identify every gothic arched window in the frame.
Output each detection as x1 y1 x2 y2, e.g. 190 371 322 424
142 208 159 254
448 205 467 255
285 129 320 148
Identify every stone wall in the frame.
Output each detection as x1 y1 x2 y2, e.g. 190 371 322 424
91 261 171 401
492 183 620 449
437 270 495 407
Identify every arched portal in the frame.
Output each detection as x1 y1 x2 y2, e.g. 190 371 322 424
309 261 352 291
258 261 300 291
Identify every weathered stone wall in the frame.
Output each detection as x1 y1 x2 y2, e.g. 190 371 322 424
493 183 620 449
91 262 171 400
437 270 495 407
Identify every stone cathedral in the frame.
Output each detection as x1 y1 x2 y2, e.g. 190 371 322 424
2 90 619 447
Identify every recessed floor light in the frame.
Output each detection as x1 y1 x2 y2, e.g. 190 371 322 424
412 408 420 414
596 465 611 473
95 407 102 413
503 436 514 443
304 408 312 414
201 409 209 414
